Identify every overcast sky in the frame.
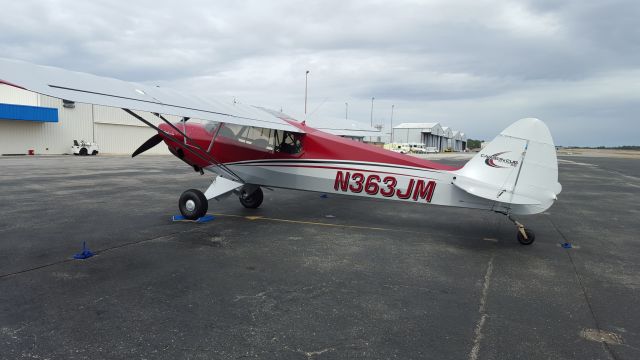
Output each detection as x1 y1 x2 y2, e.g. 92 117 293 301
1 0 639 145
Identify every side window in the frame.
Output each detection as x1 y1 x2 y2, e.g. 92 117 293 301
243 127 273 151
275 131 303 154
217 124 277 152
218 123 242 139
203 120 219 134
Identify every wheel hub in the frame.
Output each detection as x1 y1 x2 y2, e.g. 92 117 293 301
185 199 196 212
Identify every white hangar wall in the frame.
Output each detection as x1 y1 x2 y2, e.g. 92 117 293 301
392 128 424 144
0 84 170 155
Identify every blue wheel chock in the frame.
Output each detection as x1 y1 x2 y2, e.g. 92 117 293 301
73 241 95 260
171 214 215 223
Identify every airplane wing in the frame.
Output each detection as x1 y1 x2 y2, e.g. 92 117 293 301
256 109 381 138
306 116 382 137
0 58 302 133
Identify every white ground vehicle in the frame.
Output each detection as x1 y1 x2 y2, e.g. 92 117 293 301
71 140 99 156
385 143 410 154
407 143 427 154
390 148 407 154
425 147 439 153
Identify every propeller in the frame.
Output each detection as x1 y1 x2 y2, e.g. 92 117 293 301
132 134 163 157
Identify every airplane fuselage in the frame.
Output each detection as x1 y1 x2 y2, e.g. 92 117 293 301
158 119 532 215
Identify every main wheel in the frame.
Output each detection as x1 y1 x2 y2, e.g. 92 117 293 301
239 187 263 209
179 189 208 220
517 228 535 245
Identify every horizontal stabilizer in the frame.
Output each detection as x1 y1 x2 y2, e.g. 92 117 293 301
453 174 541 205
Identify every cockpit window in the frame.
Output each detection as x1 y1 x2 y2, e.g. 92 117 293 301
217 124 303 154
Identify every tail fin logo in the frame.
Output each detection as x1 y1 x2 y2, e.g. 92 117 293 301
481 151 519 168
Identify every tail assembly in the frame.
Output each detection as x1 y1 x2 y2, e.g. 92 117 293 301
453 118 562 215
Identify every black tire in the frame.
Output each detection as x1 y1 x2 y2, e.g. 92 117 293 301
92 150 98 155
179 189 208 220
79 148 88 156
239 187 263 209
517 228 535 245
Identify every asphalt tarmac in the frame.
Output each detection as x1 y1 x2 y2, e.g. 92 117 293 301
0 154 638 359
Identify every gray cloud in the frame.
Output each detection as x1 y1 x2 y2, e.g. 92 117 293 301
0 0 638 145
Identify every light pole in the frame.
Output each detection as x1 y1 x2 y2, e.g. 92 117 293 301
370 96 375 127
304 70 310 118
390 104 395 143
345 102 348 120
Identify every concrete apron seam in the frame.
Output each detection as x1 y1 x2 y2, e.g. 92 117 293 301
546 216 621 360
468 252 495 360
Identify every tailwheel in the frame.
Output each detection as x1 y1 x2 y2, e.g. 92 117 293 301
517 227 535 245
239 187 263 209
502 213 536 245
179 189 208 220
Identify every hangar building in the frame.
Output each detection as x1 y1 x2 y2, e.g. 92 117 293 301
0 84 172 155
441 126 453 151
392 122 467 151
452 130 467 151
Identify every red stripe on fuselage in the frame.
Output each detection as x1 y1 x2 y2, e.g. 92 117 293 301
238 163 439 180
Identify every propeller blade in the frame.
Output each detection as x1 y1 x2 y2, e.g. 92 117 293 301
132 134 163 157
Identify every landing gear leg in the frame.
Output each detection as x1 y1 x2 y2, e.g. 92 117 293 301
506 214 535 245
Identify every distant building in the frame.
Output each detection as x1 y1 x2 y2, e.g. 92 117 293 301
452 130 467 151
392 122 444 149
392 122 467 152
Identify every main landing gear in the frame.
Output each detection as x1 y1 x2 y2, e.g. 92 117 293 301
179 189 208 220
239 187 264 209
178 183 264 220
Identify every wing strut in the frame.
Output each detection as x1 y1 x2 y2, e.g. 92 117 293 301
150 112 245 183
122 108 245 183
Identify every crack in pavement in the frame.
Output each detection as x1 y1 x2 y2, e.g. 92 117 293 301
468 252 495 360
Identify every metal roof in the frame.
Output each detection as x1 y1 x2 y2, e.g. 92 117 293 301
393 122 440 129
393 122 444 136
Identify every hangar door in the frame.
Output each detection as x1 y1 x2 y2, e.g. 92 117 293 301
95 123 169 155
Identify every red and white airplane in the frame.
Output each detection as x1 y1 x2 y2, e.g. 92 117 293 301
0 58 561 245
